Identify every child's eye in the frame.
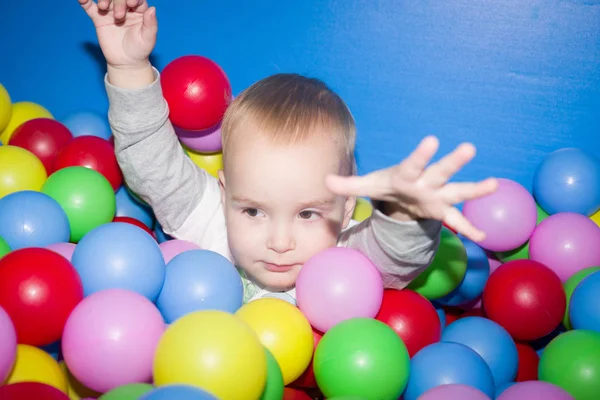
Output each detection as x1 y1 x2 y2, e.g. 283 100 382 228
299 210 319 220
243 208 262 217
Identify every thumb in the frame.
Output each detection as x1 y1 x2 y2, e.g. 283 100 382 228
141 6 158 44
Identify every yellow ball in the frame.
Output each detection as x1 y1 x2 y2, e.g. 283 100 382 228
235 298 314 385
0 83 11 133
0 145 47 199
591 209 600 228
184 145 223 178
5 345 68 393
59 361 101 400
0 101 53 144
352 197 374 222
153 310 267 400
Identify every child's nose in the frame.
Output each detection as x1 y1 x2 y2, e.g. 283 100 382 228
267 224 295 253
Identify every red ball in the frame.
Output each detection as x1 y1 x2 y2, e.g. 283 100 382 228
113 216 155 238
375 289 441 357
8 118 73 174
161 55 232 130
283 388 313 400
0 382 69 400
0 248 84 346
290 327 323 389
482 259 566 341
515 342 539 381
53 135 122 191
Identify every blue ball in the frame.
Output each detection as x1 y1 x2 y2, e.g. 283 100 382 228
0 191 70 250
533 148 600 216
39 341 61 360
437 236 490 306
157 250 243 323
442 316 518 386
115 186 155 229
403 342 495 400
154 223 173 243
569 270 600 332
433 302 447 329
140 385 218 400
62 111 112 140
71 222 165 301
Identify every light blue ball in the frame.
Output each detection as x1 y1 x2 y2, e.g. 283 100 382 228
62 111 112 140
157 250 244 323
569 270 600 333
403 342 495 400
442 316 518 386
140 385 218 400
0 190 70 250
154 223 173 243
533 148 600 216
71 222 166 301
115 186 155 229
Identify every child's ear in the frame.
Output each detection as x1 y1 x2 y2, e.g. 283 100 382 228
218 170 226 204
342 195 357 228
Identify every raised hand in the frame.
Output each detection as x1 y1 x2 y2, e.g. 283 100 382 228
325 136 498 242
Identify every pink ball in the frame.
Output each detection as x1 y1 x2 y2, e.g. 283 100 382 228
45 242 77 262
486 251 503 275
463 179 537 252
419 384 492 400
175 123 222 154
296 247 383 332
529 212 600 281
159 239 201 264
61 289 165 393
0 306 17 383
497 381 574 399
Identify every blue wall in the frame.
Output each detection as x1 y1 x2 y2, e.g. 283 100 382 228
1 0 599 191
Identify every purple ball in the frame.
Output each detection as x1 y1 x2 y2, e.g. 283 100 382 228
529 212 600 281
45 242 77 262
0 306 16 383
175 123 222 154
462 179 537 252
419 384 492 400
497 381 574 399
159 239 201 264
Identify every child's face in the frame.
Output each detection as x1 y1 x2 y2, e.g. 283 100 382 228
219 130 355 291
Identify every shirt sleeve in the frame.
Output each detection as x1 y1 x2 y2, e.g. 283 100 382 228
338 210 442 290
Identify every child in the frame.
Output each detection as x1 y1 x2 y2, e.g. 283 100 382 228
79 0 498 304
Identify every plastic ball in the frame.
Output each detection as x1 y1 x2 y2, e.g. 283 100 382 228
72 222 165 301
5 345 67 392
157 250 242 322
533 148 600 216
529 212 600 282
140 385 218 400
314 318 409 399
496 203 549 262
514 342 539 382
496 382 517 398
59 361 101 400
0 306 17 383
0 248 83 346
153 310 268 400
54 135 122 190
442 317 518 385
159 239 201 263
98 383 154 400
184 146 223 178
8 118 73 174
62 111 111 140
403 341 495 400
175 124 223 154
562 266 600 329
44 242 76 262
592 209 600 227
407 227 467 299
113 216 155 237
539 330 600 400
161 55 232 131
0 145 47 198
375 289 441 357
482 259 565 341
283 388 312 400
0 101 53 144
42 166 116 242
569 270 600 332
352 198 373 222
296 247 383 332
497 381 574 400
0 236 9 258
418 384 492 400
236 298 313 385
0 83 11 132
462 178 537 252
261 348 285 400
289 327 322 389
0 382 69 400
115 185 155 229
0 191 70 250
62 289 166 393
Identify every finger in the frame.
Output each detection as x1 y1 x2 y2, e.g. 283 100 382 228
395 135 439 180
113 0 128 19
444 207 486 242
78 0 99 19
141 6 158 42
325 170 394 199
421 142 476 187
96 0 110 11
439 178 499 204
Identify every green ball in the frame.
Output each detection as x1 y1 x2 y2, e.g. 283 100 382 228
99 383 154 400
0 236 10 258
260 348 284 400
539 330 600 400
407 227 467 299
562 266 600 329
42 166 116 242
314 318 410 400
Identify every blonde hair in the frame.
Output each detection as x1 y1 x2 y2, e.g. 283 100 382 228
221 73 357 175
